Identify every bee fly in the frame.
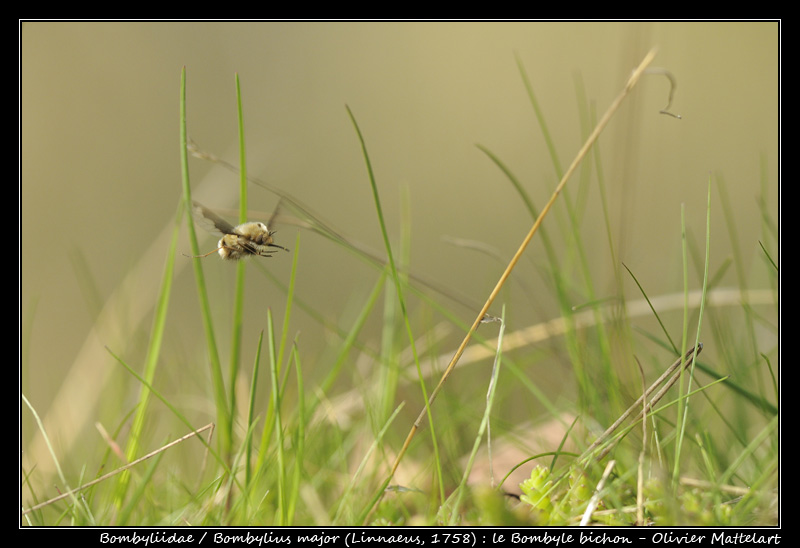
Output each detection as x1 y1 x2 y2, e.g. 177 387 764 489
186 201 289 260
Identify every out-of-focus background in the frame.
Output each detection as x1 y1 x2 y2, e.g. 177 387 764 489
21 22 778 486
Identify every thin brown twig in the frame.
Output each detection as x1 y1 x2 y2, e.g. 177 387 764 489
386 48 660 485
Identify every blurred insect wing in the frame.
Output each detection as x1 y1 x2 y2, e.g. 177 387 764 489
192 201 236 236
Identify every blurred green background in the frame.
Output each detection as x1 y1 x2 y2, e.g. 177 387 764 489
21 22 778 488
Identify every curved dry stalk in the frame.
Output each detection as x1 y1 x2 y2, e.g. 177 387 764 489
385 49 660 486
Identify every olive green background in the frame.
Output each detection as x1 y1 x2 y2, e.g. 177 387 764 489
21 22 778 482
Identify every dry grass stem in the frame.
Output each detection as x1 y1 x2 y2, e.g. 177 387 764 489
386 48 659 483
583 344 702 461
21 423 215 516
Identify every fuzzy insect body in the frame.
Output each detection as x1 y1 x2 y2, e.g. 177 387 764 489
189 201 288 260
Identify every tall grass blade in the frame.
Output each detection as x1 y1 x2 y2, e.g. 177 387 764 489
447 306 506 524
245 330 264 488
114 203 182 507
380 50 660 505
227 73 250 450
179 67 231 455
345 105 444 505
287 343 305 525
21 394 92 523
266 309 287 524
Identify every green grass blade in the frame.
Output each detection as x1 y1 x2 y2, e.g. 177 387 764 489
266 309 287 524
515 51 563 178
345 105 444 503
623 263 678 353
115 202 182 506
245 330 264 488
287 343 305 525
351 403 406 525
227 73 249 449
254 237 300 482
277 232 300 377
179 67 231 454
105 346 231 476
674 178 712 481
21 394 92 524
447 306 506 524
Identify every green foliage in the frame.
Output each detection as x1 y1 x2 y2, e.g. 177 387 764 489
21 57 778 527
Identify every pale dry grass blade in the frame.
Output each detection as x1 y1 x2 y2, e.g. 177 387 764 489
385 49 660 486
